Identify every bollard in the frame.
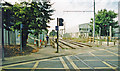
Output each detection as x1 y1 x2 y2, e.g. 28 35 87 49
34 40 36 46
39 40 42 47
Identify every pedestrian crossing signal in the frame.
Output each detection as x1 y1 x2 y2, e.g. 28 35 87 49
59 18 64 26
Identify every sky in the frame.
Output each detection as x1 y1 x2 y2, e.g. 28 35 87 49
50 0 119 33
1 0 119 33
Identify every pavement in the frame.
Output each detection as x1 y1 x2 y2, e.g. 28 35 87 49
1 40 120 71
2 40 96 65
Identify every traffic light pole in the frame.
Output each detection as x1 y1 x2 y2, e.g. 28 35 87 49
56 18 59 53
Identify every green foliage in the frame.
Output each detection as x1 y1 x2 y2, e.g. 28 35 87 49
49 30 57 36
90 9 118 36
3 1 54 48
3 1 54 33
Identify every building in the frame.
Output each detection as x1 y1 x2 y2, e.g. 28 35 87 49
79 23 91 38
112 1 120 37
63 23 91 38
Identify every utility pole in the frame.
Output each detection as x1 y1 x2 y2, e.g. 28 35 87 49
56 18 59 53
93 0 95 43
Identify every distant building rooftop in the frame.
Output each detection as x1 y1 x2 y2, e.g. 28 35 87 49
79 23 91 33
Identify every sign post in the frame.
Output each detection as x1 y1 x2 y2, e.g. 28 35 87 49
56 18 64 53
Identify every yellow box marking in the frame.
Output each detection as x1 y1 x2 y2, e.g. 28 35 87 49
59 57 69 69
2 57 60 68
102 61 117 71
103 49 119 56
65 56 80 71
94 67 116 69
31 61 40 71
90 52 117 71
3 68 65 69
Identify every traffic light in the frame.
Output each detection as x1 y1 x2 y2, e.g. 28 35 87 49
59 18 64 26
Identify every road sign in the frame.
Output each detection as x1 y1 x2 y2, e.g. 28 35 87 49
55 26 59 31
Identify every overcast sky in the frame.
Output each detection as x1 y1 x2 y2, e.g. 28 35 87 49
50 0 119 33
1 0 119 33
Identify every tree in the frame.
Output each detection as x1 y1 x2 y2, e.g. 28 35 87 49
3 1 54 48
90 9 118 36
49 30 57 36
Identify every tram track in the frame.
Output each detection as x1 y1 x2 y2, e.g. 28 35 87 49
58 39 92 50
61 39 92 47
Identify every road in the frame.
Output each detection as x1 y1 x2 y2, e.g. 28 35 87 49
2 46 119 71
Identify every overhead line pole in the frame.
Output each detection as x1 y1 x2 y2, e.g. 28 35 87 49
56 18 59 53
63 11 93 12
93 0 95 43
